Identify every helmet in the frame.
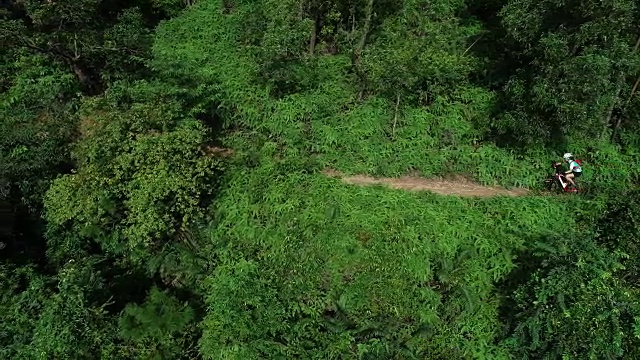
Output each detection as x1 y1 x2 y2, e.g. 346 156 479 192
563 153 573 161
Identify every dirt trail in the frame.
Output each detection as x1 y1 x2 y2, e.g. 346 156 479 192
206 146 530 197
323 169 529 197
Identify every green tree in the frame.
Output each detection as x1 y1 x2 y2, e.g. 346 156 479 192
500 202 640 358
596 190 640 286
494 0 640 147
0 65 76 210
119 286 199 359
1 0 158 94
0 261 125 359
360 0 482 102
0 51 78 258
0 0 173 259
43 81 221 273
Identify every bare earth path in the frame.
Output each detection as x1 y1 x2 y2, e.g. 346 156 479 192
323 169 529 197
206 148 530 197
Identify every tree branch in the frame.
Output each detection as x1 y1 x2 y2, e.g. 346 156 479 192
463 34 484 56
625 75 640 106
73 33 79 60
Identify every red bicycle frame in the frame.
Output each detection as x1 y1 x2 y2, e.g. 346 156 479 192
546 162 578 193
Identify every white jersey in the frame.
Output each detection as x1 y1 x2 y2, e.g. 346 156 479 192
568 160 582 173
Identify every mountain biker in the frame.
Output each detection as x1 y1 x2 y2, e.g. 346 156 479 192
563 153 582 188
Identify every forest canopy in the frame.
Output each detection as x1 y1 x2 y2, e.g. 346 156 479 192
1 0 640 359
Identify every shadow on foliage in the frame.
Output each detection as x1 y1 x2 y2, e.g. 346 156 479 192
102 258 206 322
461 0 572 152
494 234 565 338
0 202 49 270
594 190 640 286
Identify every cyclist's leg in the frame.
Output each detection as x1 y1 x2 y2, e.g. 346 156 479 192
565 172 575 187
572 171 582 186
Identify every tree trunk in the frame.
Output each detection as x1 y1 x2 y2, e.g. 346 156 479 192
67 60 101 94
354 0 374 59
72 64 89 86
611 74 640 141
604 35 640 139
352 0 374 101
602 73 624 138
299 0 304 20
309 14 318 55
351 9 355 33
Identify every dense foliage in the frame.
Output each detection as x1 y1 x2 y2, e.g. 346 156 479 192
1 0 640 359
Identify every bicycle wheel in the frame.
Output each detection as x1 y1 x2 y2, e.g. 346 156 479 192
548 179 563 193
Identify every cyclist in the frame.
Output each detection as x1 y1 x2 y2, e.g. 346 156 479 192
563 153 582 188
